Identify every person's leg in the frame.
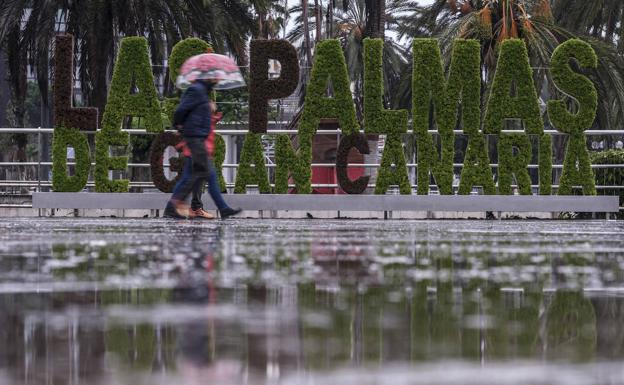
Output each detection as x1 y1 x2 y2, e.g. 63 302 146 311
173 157 193 196
204 158 241 219
164 157 193 217
170 138 209 214
190 179 204 211
206 158 228 211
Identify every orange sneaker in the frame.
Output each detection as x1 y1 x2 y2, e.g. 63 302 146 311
190 208 215 220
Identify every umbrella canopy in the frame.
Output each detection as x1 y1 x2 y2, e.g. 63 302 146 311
176 53 245 90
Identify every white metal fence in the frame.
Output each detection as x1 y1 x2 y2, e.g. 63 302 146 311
0 127 623 198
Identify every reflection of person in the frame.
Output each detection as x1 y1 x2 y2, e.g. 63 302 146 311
165 79 241 219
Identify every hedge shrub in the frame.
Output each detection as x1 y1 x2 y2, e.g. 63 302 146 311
249 40 299 133
94 129 130 192
275 39 358 194
363 38 408 136
547 39 598 135
166 38 214 120
484 39 543 135
558 135 596 195
96 36 162 192
168 38 213 83
52 126 91 192
458 133 496 194
53 34 98 131
497 133 532 195
548 39 598 197
275 134 307 194
100 36 163 134
539 134 553 195
214 134 227 192
234 133 271 193
591 149 624 207
148 132 184 193
374 133 411 195
412 39 481 194
162 97 179 124
336 133 370 194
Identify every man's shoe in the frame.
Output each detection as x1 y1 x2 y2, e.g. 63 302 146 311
190 208 215 220
219 207 242 219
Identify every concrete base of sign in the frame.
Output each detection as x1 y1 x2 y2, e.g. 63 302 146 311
31 193 619 219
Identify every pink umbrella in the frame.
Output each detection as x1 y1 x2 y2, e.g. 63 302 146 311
176 53 245 90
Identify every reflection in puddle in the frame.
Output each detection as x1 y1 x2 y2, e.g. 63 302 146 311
0 218 623 384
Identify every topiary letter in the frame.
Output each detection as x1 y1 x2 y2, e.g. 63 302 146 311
412 39 481 195
234 133 271 193
249 40 299 133
497 133 532 195
336 133 370 194
52 127 91 192
53 34 98 131
548 39 598 196
484 39 543 135
275 39 358 194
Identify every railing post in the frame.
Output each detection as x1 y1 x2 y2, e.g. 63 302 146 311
37 126 42 192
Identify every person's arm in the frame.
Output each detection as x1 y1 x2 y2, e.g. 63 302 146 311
173 86 205 127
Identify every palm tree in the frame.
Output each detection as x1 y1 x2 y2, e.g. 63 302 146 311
551 0 624 50
0 0 261 121
394 0 624 131
287 0 415 115
0 0 267 182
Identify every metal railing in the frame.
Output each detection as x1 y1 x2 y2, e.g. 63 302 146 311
1 126 623 198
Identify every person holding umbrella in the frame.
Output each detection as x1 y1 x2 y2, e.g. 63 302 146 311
165 53 244 219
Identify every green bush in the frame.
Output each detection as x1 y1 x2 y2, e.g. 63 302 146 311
214 134 227 192
458 133 496 195
168 38 212 83
51 126 91 192
497 133 532 195
412 39 481 195
591 149 624 207
274 134 308 194
547 39 598 135
539 134 553 195
166 38 215 120
558 135 596 195
53 34 98 131
162 97 179 125
484 39 543 135
275 39 358 194
363 39 410 195
234 133 270 193
95 129 130 192
547 39 598 197
363 38 408 136
336 133 370 194
249 39 299 133
101 36 163 134
374 134 411 195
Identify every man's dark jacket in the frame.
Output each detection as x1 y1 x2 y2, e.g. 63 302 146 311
173 81 212 138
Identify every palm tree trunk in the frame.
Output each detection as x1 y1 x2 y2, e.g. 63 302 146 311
6 25 28 186
302 0 313 66
365 0 385 39
315 0 322 42
326 0 334 38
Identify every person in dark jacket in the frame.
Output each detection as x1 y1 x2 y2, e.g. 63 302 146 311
165 80 241 219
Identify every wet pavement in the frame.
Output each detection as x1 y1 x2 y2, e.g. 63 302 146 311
0 218 623 385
